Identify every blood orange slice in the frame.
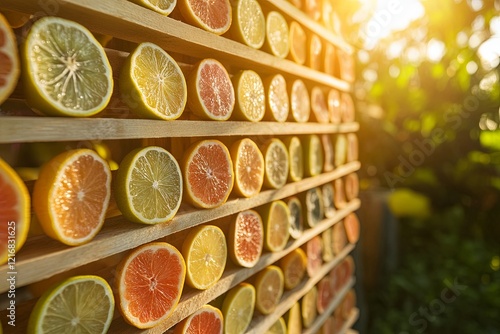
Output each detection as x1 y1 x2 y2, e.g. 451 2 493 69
0 13 20 105
174 304 223 334
187 58 235 121
183 140 234 208
310 86 329 124
286 196 303 239
259 200 290 252
229 210 264 268
344 213 360 244
263 74 289 122
254 265 285 314
116 242 186 329
230 138 264 198
288 21 306 65
279 248 307 290
317 276 334 314
288 79 310 123
328 89 341 124
304 235 322 277
178 0 232 35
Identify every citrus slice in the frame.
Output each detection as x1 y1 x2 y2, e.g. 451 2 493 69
321 134 335 172
286 196 304 239
322 182 336 218
333 306 345 332
345 173 359 201
130 0 177 15
338 50 355 83
334 178 347 209
303 134 324 177
114 146 182 224
1 9 30 29
283 136 304 182
187 58 235 121
303 187 324 227
254 265 285 314
0 158 30 265
231 70 265 122
229 210 264 268
263 11 289 59
341 92 355 122
344 213 360 244
116 242 186 328
285 302 302 334
22 16 113 117
304 235 322 277
304 0 321 21
288 21 306 65
310 86 330 123
335 259 349 291
120 42 187 120
307 33 323 71
347 133 359 162
321 227 334 262
334 134 347 167
178 0 232 35
279 247 307 290
33 149 111 246
288 79 310 123
262 138 289 189
321 0 334 31
259 200 290 252
320 316 334 334
182 225 227 289
0 13 20 105
27 275 114 334
341 289 356 320
301 286 318 328
263 74 289 122
288 0 302 9
328 89 342 124
332 221 347 255
230 138 264 198
222 283 256 334
174 304 223 334
229 0 265 49
266 317 287 334
317 277 334 314
344 255 355 280
183 140 234 209
324 43 338 77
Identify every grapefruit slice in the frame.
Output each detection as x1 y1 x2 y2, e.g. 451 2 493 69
321 134 335 172
334 178 347 209
187 58 235 121
307 33 323 71
345 173 359 201
263 74 289 122
254 265 285 314
230 138 264 198
116 242 186 329
341 92 355 123
301 286 318 328
288 79 310 123
262 138 290 189
332 221 347 255
266 317 287 334
347 133 359 162
310 86 330 123
183 140 234 208
344 213 360 244
322 182 336 218
229 210 264 268
279 247 307 290
263 11 289 59
286 196 304 239
174 304 223 334
0 158 30 265
317 276 334 314
285 302 302 334
222 283 256 334
304 235 323 277
283 136 304 182
328 89 342 124
259 200 290 252
131 0 177 15
303 134 324 177
0 13 20 105
229 0 265 49
178 0 232 35
288 21 306 65
303 187 324 228
231 70 265 122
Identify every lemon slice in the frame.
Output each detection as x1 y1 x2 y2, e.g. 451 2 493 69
283 136 304 182
254 265 285 314
22 17 113 117
263 11 289 59
130 0 176 15
266 317 287 334
232 70 265 122
288 79 310 123
229 0 265 49
288 21 306 65
262 138 290 189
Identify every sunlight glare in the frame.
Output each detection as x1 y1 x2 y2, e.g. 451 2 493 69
426 39 446 62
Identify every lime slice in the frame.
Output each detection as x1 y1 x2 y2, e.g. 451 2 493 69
22 17 113 117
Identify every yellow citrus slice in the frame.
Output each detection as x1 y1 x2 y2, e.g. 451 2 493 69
334 178 347 209
285 302 302 334
116 242 186 329
230 138 264 198
0 158 30 265
231 70 265 122
229 0 265 49
262 138 290 189
328 89 342 124
301 286 318 328
347 133 359 162
341 92 355 123
322 0 334 31
321 134 335 172
321 227 334 262
229 210 264 268
187 58 235 121
182 224 227 290
304 0 321 21
33 149 111 246
338 49 355 82
114 146 183 224
263 11 289 59
288 21 306 65
288 79 310 123
222 283 256 334
120 42 187 120
22 17 113 117
279 247 307 290
303 134 324 177
307 33 323 71
254 265 285 315
183 140 234 208
322 182 336 218
265 317 287 334
259 200 290 252
324 43 338 77
335 134 347 167
27 275 114 334
0 13 20 105
310 86 330 124
345 173 359 201
303 187 324 228
263 74 289 122
286 196 303 239
332 220 347 255
130 0 176 15
283 136 304 182
178 0 232 35
174 304 224 334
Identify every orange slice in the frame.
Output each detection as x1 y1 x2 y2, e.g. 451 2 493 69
344 213 360 244
229 0 265 49
262 138 289 189
231 69 266 122
116 242 186 329
322 182 336 218
347 133 359 162
328 89 342 124
263 74 289 122
307 33 323 71
174 304 223 334
304 235 322 277
286 196 303 239
266 317 287 334
0 13 20 105
301 286 318 328
324 43 338 77
279 248 307 290
178 0 232 35
334 134 347 167
182 225 227 290
288 21 306 65
259 200 290 252
310 86 330 123
321 134 335 172
187 58 235 121
229 210 264 268
254 265 285 314
222 283 256 334
288 79 310 123
285 302 302 334
317 277 334 314
33 149 111 246
230 138 264 198
332 221 347 255
334 178 347 209
183 140 234 208
130 0 177 15
0 158 30 265
303 134 324 177
263 11 289 59
303 187 324 227
345 173 359 201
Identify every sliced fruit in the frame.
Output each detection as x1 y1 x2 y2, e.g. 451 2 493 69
301 286 318 328
328 89 342 124
332 221 347 255
304 235 322 277
22 17 113 117
344 213 360 244
287 196 304 239
0 158 30 265
259 200 290 252
187 58 234 121
334 134 347 167
183 140 234 208
320 316 334 334
114 146 182 224
27 275 114 334
288 21 306 65
285 302 302 334
341 289 356 320
229 210 264 268
229 0 265 49
120 42 187 120
263 74 289 122
321 227 334 262
345 173 359 201
347 133 359 163
321 0 334 31
304 0 321 20
288 0 302 9
116 242 186 329
303 187 324 227
321 134 335 172
174 304 223 334
341 92 355 122
322 182 336 218
303 134 324 177
130 0 177 15
334 178 347 209
230 138 264 198
338 49 355 83
324 43 338 77
283 136 304 182
0 13 20 105
254 265 285 314
222 283 256 334
310 86 329 123
182 225 227 290
263 11 289 59
279 247 307 290
265 317 287 334
317 276 334 314
33 149 111 246
288 79 310 123
343 255 355 281
333 305 345 332
307 33 323 71
262 138 290 189
231 69 265 122
178 0 232 35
